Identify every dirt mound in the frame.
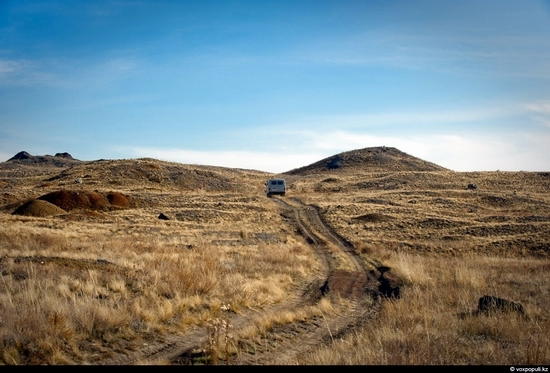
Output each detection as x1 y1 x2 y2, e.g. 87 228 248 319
35 190 135 211
38 190 112 211
107 192 131 208
12 199 67 217
284 147 448 175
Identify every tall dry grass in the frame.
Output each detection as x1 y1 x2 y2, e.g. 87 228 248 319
0 216 319 364
295 249 550 365
1 165 549 365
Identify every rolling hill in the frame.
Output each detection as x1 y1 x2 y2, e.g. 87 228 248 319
284 146 448 175
0 146 549 365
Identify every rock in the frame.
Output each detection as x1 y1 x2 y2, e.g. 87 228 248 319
158 213 170 220
477 295 524 314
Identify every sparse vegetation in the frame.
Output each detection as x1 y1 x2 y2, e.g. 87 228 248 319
0 148 549 365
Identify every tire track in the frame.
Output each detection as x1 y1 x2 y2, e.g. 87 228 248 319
100 196 392 365
228 197 385 365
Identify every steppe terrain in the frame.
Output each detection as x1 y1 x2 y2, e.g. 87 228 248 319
0 147 549 365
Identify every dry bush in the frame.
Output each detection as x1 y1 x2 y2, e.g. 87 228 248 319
354 241 393 261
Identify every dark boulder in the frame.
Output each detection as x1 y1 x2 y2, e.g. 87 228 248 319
478 295 524 314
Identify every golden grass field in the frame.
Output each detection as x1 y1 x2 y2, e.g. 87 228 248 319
0 147 549 365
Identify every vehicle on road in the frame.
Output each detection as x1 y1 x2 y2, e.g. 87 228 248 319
265 178 286 197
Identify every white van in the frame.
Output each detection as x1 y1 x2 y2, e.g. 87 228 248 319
265 178 286 197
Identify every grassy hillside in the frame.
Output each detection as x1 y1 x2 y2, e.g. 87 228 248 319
0 148 548 365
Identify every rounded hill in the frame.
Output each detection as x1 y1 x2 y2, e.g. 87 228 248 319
284 147 448 175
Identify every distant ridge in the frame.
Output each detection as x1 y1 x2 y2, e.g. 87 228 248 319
284 146 449 175
3 147 448 174
7 151 80 166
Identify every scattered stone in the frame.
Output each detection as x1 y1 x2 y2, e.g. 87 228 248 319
158 213 170 220
378 266 401 299
12 270 29 281
320 280 329 296
477 295 524 314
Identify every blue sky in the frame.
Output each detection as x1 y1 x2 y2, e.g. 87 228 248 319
1 0 550 173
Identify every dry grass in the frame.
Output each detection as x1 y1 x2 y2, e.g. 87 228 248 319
0 224 319 364
1 154 549 365
0 182 320 364
285 168 550 365
295 252 550 365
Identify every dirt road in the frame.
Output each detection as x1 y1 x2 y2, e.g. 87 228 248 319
100 196 396 365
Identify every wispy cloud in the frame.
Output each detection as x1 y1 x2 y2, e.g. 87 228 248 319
0 151 14 163
0 54 140 88
122 147 325 173
287 129 550 172
292 17 550 78
119 124 550 173
102 57 137 73
279 105 519 131
524 100 550 128
199 103 550 172
0 59 23 74
0 57 68 87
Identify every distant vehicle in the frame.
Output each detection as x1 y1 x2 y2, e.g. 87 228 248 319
265 178 286 197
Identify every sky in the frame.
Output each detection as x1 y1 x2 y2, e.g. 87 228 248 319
1 0 550 173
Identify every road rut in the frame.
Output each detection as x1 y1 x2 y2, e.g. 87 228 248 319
100 196 396 365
